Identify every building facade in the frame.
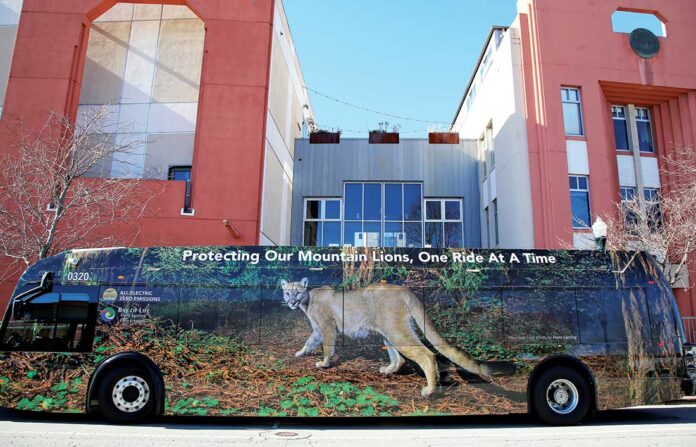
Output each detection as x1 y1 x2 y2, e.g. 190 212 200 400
452 0 696 318
0 0 313 306
291 138 481 249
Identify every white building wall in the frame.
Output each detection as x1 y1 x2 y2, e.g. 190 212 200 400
260 0 314 246
0 0 22 118
451 21 534 249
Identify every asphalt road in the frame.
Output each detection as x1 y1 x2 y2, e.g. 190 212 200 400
1 403 695 447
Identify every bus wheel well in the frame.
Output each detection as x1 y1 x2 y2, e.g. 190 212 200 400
86 352 165 416
527 356 597 415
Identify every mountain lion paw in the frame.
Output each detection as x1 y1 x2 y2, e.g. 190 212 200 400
420 386 437 398
315 360 331 369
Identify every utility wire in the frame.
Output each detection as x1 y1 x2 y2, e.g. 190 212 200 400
304 86 450 126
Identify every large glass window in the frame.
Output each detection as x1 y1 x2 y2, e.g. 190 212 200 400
569 175 591 229
303 199 342 247
561 88 584 136
344 183 423 248
424 199 464 248
307 184 465 248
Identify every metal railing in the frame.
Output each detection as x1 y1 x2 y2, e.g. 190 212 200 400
683 317 696 344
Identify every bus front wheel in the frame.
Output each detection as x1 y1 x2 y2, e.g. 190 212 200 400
97 366 156 423
532 366 591 425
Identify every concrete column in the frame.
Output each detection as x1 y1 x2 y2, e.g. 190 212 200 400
626 104 645 207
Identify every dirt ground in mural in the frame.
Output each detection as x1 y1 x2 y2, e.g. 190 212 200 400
162 312 528 417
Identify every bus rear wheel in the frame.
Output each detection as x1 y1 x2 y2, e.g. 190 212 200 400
532 366 591 425
97 366 156 423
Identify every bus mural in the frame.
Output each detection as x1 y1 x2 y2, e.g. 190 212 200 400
0 246 693 424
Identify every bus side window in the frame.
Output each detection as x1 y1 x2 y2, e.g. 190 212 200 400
503 289 579 349
576 288 651 346
0 292 96 352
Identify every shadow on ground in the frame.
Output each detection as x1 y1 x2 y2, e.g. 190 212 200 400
1 403 695 431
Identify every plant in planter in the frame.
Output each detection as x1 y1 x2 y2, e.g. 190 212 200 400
369 122 400 144
309 128 341 144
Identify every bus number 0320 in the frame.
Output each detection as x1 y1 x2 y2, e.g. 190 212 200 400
66 272 90 281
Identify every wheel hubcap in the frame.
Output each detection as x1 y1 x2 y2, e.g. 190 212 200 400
112 376 150 413
546 379 579 415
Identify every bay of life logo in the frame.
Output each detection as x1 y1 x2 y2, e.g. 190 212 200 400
100 307 117 323
102 288 118 302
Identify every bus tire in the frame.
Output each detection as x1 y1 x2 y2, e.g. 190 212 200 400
531 366 591 426
97 365 156 423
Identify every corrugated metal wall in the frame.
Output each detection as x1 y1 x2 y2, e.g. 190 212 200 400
291 138 481 247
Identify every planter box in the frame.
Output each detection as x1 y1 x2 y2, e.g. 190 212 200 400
369 131 400 144
309 132 340 144
428 132 460 144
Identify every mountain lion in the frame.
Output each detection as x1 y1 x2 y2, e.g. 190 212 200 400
280 278 514 397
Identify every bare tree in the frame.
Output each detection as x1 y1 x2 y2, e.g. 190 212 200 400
606 145 696 287
0 106 157 280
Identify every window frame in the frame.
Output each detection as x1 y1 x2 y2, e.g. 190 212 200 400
561 87 585 137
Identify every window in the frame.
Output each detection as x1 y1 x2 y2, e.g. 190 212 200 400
620 186 638 228
503 289 579 346
492 199 499 247
494 28 505 48
612 106 629 151
612 105 654 153
479 123 494 177
344 183 381 247
561 88 584 136
303 199 342 247
636 108 654 153
644 187 662 231
344 183 423 248
168 166 192 182
569 175 591 228
611 11 667 37
479 45 493 79
619 187 661 232
483 207 490 248
577 289 651 344
424 199 464 248
0 290 97 352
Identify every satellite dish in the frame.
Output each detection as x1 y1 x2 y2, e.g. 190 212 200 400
629 28 660 59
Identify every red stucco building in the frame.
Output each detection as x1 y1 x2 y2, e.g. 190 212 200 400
0 0 313 307
453 0 696 322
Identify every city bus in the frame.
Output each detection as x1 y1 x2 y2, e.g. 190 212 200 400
0 246 694 425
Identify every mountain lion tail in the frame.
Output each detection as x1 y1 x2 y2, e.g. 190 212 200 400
405 290 516 380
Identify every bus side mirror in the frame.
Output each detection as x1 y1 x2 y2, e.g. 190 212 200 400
40 271 54 292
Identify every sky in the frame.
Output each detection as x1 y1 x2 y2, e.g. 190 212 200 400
282 2 666 138
283 0 518 137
